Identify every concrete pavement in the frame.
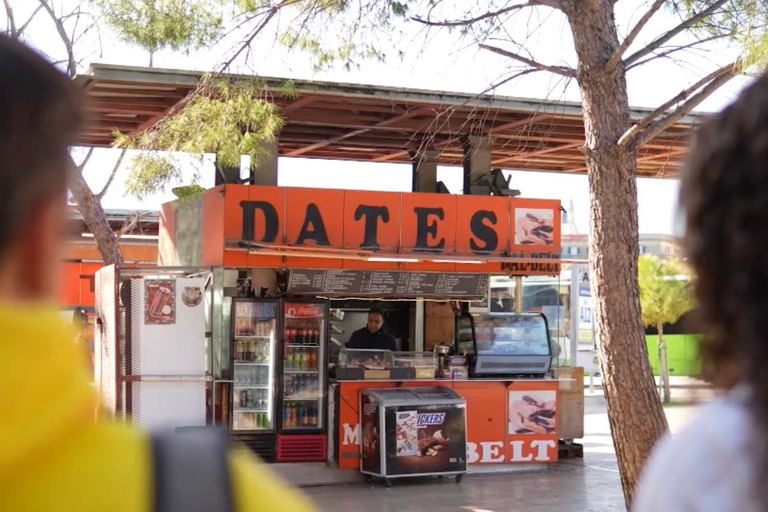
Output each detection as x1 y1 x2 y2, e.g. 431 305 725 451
303 392 712 511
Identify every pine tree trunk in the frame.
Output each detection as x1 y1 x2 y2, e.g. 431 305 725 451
70 169 124 266
658 322 671 403
563 0 668 506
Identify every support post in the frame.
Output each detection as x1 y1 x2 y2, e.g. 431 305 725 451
462 134 494 195
410 148 438 193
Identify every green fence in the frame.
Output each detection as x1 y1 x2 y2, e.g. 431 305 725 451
645 334 701 376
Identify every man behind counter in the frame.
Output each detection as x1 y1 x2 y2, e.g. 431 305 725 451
346 307 397 351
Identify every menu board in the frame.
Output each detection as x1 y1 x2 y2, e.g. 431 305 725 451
287 269 489 298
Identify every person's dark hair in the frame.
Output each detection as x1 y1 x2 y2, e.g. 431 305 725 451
0 35 82 255
680 71 768 503
368 306 385 319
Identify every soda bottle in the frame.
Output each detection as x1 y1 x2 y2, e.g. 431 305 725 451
283 405 289 426
289 404 297 428
311 328 319 345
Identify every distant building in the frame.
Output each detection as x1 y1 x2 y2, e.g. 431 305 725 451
561 233 683 259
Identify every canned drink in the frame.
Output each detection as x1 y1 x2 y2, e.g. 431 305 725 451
148 285 172 318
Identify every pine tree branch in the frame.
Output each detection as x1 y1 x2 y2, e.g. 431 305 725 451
479 43 575 77
97 148 127 199
76 147 94 174
626 32 733 71
605 0 665 73
37 0 76 78
16 5 43 37
116 211 144 239
3 0 16 37
411 1 557 27
620 61 740 149
624 0 730 68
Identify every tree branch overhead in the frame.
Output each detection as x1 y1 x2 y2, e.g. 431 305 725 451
479 43 575 77
605 0 665 72
624 0 730 68
621 61 741 149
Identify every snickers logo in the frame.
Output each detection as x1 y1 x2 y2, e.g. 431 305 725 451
417 412 446 426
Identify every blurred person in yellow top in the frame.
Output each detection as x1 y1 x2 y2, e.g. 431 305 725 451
0 34 317 512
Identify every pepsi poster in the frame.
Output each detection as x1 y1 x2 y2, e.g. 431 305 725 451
384 404 467 476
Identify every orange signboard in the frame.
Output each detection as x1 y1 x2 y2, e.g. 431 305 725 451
336 379 558 469
166 185 561 274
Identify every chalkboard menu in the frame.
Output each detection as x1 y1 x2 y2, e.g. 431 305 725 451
287 269 489 298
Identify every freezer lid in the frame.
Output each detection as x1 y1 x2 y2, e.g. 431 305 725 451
361 386 464 405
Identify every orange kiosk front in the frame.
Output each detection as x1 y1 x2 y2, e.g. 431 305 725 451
161 184 565 470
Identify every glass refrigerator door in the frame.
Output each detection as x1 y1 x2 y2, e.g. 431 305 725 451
281 301 326 431
232 300 278 432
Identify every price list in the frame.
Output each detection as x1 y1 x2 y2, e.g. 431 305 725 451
288 269 489 298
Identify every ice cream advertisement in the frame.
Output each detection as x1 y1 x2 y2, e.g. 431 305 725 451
384 404 467 476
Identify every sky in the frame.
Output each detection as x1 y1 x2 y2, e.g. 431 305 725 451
18 1 751 236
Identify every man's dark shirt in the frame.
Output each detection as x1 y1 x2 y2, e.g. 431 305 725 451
346 327 397 351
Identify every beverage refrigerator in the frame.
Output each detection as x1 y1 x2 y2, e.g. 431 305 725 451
229 298 329 462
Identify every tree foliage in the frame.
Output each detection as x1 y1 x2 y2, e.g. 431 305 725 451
94 0 223 65
638 255 695 329
117 77 285 198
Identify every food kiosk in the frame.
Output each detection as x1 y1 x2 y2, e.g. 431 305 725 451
95 183 581 478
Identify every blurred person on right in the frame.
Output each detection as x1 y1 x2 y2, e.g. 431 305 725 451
632 73 768 511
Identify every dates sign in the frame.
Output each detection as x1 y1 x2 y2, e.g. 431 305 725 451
287 269 489 298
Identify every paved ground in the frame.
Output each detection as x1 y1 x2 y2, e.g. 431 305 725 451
304 386 717 511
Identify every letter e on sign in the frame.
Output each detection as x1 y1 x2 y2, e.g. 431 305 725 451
401 193 455 253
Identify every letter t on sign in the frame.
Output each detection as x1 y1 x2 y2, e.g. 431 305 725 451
354 205 389 249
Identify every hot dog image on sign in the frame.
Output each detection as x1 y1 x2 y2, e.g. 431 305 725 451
509 391 557 435
144 280 176 325
514 208 554 246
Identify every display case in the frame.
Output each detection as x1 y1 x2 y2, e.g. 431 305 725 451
462 312 553 377
392 352 439 379
280 300 328 432
231 299 278 432
337 348 393 380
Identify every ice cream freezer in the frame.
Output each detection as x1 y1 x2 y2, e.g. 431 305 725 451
359 387 467 485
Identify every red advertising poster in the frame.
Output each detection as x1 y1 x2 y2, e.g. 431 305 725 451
144 280 176 325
